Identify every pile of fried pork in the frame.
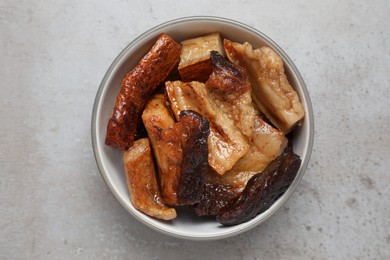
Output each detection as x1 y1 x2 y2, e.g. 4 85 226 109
105 32 304 225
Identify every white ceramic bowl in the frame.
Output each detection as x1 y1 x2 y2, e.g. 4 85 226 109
91 16 314 240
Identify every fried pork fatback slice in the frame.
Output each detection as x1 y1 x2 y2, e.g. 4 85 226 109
216 147 301 226
142 94 210 206
224 39 304 133
178 32 224 82
194 116 287 216
228 116 287 174
166 81 250 175
206 51 256 138
105 33 182 151
123 138 176 221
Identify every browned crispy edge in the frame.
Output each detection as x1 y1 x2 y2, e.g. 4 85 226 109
216 147 301 225
105 33 182 151
178 59 213 83
176 110 210 205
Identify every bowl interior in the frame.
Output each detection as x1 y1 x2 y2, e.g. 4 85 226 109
92 17 314 240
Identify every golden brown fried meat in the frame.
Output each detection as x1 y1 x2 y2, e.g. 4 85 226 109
224 39 304 133
166 80 250 175
142 95 210 206
178 32 224 82
105 33 182 151
228 116 287 174
206 51 256 138
194 116 287 216
123 138 176 221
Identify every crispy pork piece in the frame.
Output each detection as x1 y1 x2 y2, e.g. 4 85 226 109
166 80 250 175
178 32 224 82
217 147 301 225
194 116 287 216
141 94 175 131
105 33 182 151
228 116 287 174
206 51 256 138
224 39 304 133
142 95 210 206
194 169 256 216
123 138 176 221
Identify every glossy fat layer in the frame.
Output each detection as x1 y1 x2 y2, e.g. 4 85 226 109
224 39 304 133
179 32 224 82
166 80 249 175
228 116 287 174
206 51 256 139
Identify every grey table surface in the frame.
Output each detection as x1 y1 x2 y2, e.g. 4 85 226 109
1 0 389 259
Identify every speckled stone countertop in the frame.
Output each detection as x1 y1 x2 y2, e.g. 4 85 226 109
1 1 389 259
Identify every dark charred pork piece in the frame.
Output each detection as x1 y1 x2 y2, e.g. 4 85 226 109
176 110 210 205
216 147 301 226
105 33 182 151
207 50 249 96
194 169 256 216
142 96 210 206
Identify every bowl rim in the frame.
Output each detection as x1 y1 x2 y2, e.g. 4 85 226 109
91 15 314 240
